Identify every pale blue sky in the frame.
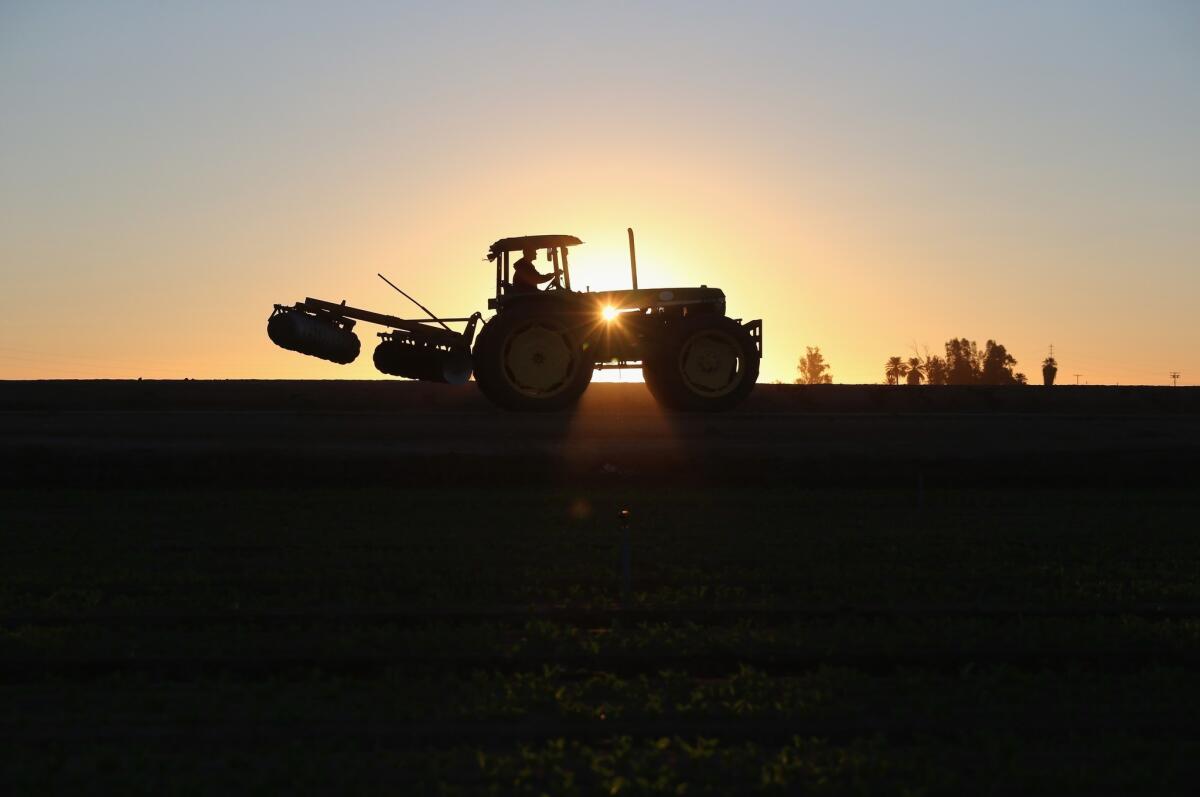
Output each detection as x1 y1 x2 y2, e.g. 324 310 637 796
2 1 1197 382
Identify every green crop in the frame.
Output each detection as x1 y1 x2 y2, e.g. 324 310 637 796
2 485 1198 794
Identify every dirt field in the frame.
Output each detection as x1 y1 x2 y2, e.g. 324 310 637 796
3 380 1198 488
2 380 1198 793
5 484 1200 794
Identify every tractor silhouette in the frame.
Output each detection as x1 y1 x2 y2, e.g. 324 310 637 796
268 229 761 411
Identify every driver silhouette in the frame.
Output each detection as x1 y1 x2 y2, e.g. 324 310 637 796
511 248 554 294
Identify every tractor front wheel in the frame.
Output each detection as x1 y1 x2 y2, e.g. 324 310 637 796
473 307 593 411
643 315 759 411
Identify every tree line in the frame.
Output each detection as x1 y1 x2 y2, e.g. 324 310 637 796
796 339 1059 385
886 339 1026 385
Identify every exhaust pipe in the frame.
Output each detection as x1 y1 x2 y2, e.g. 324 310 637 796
627 227 638 290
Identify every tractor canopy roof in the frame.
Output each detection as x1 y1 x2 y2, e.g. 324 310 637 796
488 234 582 261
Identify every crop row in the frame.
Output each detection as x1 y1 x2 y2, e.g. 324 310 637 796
7 734 1200 795
5 488 1198 613
11 600 1200 630
5 615 1200 676
4 665 1197 730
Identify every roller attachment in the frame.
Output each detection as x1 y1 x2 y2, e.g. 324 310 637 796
267 306 360 364
373 331 472 384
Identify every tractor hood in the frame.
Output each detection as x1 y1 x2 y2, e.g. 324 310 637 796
588 286 725 312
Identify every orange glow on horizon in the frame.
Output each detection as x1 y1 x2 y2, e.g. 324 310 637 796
1 5 1196 387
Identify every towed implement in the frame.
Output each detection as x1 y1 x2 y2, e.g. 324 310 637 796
267 230 762 411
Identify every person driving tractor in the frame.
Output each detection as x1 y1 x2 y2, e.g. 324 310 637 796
511 248 554 293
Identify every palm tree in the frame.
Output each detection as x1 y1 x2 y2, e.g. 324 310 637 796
884 356 908 386
1042 355 1058 386
905 357 924 385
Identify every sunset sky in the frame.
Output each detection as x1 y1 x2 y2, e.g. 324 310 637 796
2 1 1197 384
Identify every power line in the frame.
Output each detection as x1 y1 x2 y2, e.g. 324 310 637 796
1170 371 1181 387
1073 373 1082 385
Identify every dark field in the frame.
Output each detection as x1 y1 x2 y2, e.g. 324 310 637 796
3 381 1199 794
4 380 1199 489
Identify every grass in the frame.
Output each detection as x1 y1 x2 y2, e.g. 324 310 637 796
2 486 1198 793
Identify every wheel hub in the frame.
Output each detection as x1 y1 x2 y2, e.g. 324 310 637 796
504 322 575 396
680 331 741 396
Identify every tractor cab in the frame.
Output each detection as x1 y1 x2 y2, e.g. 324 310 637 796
487 234 582 308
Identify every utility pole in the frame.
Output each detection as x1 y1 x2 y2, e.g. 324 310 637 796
1074 373 1082 385
1170 371 1180 387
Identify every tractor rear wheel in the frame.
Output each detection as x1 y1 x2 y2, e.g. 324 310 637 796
473 307 593 411
642 315 759 411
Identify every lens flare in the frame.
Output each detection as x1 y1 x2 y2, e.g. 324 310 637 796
602 306 619 322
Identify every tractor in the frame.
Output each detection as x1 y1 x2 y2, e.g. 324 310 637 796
267 229 762 411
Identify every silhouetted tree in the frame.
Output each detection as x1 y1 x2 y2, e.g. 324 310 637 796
929 338 1023 384
944 338 981 385
905 357 924 385
924 355 948 385
898 339 1026 385
979 340 1019 385
885 356 908 386
796 347 833 384
1042 355 1058 386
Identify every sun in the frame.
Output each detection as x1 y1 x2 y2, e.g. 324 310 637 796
602 306 619 322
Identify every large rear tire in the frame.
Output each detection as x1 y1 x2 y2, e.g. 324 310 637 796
473 307 594 411
642 315 759 411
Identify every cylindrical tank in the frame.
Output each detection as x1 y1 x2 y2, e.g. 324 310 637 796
373 338 472 384
267 310 360 364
